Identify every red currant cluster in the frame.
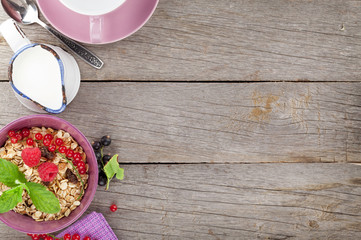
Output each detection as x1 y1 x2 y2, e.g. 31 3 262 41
8 128 32 145
27 233 56 240
8 129 87 175
27 233 91 240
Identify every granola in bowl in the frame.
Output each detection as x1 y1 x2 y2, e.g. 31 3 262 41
0 127 88 221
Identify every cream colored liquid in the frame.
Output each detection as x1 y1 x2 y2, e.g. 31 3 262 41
59 0 125 15
12 45 63 110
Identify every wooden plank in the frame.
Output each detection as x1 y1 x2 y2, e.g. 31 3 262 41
1 82 361 163
1 163 361 239
1 0 361 81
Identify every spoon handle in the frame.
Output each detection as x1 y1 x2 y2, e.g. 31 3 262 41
37 20 104 69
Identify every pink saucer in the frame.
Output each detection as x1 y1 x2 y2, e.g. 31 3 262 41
36 0 159 44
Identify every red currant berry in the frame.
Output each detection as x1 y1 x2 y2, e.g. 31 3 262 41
77 161 85 168
63 234 71 240
8 130 15 137
79 168 86 175
48 145 56 152
15 132 23 140
45 236 53 240
73 152 81 160
35 133 43 140
43 139 51 146
110 204 118 212
32 235 40 240
55 138 64 146
27 233 34 236
26 138 34 146
59 146 67 153
39 234 47 238
72 233 80 240
11 137 18 144
21 128 30 137
83 236 91 240
66 149 74 158
44 134 53 140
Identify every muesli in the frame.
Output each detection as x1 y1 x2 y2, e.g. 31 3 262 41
0 127 88 221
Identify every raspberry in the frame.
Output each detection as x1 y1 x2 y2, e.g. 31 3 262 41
38 162 58 182
21 148 41 167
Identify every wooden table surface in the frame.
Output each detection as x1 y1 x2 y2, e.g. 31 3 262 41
1 0 361 239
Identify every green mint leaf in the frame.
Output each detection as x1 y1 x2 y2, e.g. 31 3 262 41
104 154 124 190
25 182 60 214
0 158 26 187
0 184 24 213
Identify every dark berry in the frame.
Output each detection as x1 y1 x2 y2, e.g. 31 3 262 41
98 171 107 186
35 133 43 140
39 234 47 238
110 204 117 212
92 141 101 150
95 151 101 161
100 135 111 146
102 154 111 164
98 161 103 170
21 128 30 137
8 130 15 137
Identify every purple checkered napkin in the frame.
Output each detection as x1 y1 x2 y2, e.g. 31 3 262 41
56 212 118 240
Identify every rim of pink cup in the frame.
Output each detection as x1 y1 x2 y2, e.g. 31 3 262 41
36 0 159 44
0 115 98 234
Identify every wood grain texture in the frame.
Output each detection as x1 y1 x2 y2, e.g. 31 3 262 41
1 0 361 81
1 82 361 163
1 163 361 239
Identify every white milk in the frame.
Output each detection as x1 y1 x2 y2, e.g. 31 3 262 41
11 45 63 110
59 0 126 15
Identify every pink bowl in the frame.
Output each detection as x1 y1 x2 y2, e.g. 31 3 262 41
0 115 98 234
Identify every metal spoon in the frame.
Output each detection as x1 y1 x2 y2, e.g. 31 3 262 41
1 0 104 69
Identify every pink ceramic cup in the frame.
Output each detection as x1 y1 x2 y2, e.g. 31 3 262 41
0 115 98 234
